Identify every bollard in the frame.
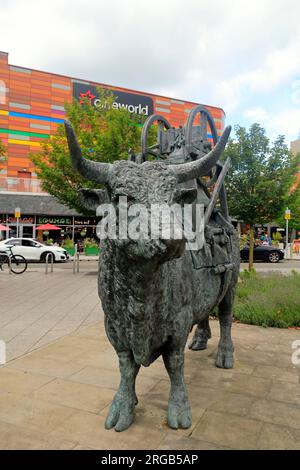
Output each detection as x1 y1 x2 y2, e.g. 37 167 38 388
73 244 77 274
8 255 12 275
73 244 80 274
45 252 54 274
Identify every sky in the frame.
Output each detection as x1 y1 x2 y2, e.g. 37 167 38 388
1 0 300 144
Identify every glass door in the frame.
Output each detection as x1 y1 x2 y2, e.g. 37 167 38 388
7 224 17 238
21 225 34 238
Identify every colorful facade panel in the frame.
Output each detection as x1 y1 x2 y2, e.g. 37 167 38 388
0 51 225 179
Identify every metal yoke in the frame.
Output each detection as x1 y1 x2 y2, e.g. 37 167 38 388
132 105 231 228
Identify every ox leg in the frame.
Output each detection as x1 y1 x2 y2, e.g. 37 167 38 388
216 287 235 369
105 350 140 432
189 317 212 351
163 348 191 429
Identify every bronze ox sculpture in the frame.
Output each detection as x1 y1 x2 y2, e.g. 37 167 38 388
65 106 240 432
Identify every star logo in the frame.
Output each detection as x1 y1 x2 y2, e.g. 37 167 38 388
79 90 96 105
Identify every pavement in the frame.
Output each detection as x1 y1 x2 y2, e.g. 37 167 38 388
0 258 300 449
0 260 101 361
1 258 299 362
240 259 300 273
0 320 300 450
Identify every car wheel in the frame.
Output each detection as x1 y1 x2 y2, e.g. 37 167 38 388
40 252 55 263
268 251 280 263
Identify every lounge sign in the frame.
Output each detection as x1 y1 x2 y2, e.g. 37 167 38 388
37 216 72 225
73 83 153 116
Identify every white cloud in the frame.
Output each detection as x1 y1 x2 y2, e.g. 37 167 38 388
242 106 300 144
291 80 300 104
270 109 300 143
244 107 270 122
1 0 300 141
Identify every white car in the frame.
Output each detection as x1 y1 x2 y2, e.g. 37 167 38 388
0 238 69 262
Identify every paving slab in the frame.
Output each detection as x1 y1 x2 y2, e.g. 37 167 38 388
0 319 300 449
1 260 300 449
0 263 101 361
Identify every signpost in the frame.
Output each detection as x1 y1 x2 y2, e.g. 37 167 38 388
285 208 291 258
14 207 21 238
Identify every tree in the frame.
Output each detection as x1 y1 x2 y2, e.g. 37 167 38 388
222 123 300 269
0 138 6 161
276 174 300 239
31 89 153 214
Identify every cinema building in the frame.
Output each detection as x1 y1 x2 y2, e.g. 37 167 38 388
0 51 225 241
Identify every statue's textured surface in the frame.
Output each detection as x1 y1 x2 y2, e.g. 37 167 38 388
65 107 240 432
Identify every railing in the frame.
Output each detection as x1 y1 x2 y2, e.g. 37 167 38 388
0 177 47 194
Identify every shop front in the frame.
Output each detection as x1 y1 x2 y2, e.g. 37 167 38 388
0 214 36 239
0 213 100 244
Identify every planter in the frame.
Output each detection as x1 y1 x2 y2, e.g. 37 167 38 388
84 247 99 256
65 247 75 256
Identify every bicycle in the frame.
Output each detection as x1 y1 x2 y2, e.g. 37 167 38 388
0 245 28 274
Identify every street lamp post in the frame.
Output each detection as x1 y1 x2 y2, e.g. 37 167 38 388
285 208 291 259
15 207 21 238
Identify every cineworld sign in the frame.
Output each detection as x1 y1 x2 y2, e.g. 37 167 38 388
73 83 153 116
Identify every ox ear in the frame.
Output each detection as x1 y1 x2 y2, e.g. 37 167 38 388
175 188 198 205
79 188 110 212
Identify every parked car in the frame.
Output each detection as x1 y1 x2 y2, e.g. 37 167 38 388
240 244 284 263
0 238 69 262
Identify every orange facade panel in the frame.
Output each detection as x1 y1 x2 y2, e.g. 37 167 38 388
31 78 52 86
30 97 52 106
0 68 9 79
9 75 32 85
30 87 52 95
7 124 31 134
8 160 31 168
51 87 72 97
9 81 31 92
8 148 28 156
30 100 51 109
51 96 68 104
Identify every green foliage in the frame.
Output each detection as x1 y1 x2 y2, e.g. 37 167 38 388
272 231 282 241
222 124 300 226
0 138 7 167
84 238 99 249
234 271 300 327
62 236 74 249
239 233 248 249
276 172 300 231
30 89 155 214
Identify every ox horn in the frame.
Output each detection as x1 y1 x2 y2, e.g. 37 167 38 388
64 121 111 184
169 125 231 182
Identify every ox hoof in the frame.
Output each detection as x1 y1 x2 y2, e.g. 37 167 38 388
189 338 208 351
167 402 192 430
215 348 234 369
105 395 136 432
